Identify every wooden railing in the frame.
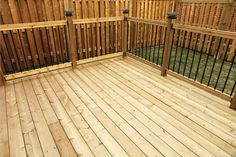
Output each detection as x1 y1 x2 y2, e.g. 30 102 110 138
127 14 236 109
0 20 69 74
0 9 235 109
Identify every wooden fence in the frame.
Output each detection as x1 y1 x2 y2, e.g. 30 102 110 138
1 0 235 30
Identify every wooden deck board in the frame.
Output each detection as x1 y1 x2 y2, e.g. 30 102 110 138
1 57 236 157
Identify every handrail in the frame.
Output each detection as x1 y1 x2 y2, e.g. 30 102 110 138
173 24 236 39
0 20 67 31
127 17 168 27
73 17 123 24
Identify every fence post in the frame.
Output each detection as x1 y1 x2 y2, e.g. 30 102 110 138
230 93 236 110
161 12 177 77
122 8 129 57
65 9 77 69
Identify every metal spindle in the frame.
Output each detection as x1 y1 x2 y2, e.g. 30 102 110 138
38 28 49 66
168 29 175 69
183 32 193 76
145 24 150 60
200 36 215 83
152 25 159 63
172 29 180 71
214 40 231 89
156 26 162 65
177 30 187 73
17 30 29 70
45 28 53 65
2 31 16 73
194 34 207 81
188 33 199 78
207 37 223 86
222 50 236 93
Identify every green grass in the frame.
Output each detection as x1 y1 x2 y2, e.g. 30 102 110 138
131 45 236 95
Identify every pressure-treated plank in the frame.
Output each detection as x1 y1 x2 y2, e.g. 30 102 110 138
80 62 221 157
30 78 77 157
14 80 44 157
100 58 236 156
22 78 61 157
0 86 9 157
97 59 236 156
39 75 94 157
45 73 111 157
49 71 130 157
62 70 156 157
6 81 27 157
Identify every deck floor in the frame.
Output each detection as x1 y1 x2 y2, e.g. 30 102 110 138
1 57 236 157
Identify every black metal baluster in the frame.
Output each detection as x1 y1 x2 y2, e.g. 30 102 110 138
194 34 207 81
24 29 35 69
188 33 199 78
39 28 48 66
183 32 193 76
32 29 42 68
222 50 236 93
214 40 231 89
2 31 16 73
168 29 176 69
149 24 154 61
145 24 150 60
201 36 215 84
161 27 167 66
152 25 159 63
135 22 139 56
141 23 145 58
156 26 162 65
57 27 65 63
177 30 186 73
17 30 29 70
173 29 180 71
207 37 223 86
10 30 23 72
64 25 70 62
45 28 53 65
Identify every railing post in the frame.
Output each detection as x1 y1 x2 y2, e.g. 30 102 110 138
122 8 129 57
65 9 77 69
230 93 236 110
0 66 5 86
161 12 177 77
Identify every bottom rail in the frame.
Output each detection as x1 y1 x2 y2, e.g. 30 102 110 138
4 52 123 81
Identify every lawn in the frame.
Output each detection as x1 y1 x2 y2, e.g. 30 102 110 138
130 45 236 96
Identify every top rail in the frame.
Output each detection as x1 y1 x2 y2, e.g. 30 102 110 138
176 0 234 3
173 24 236 39
73 17 124 24
127 17 168 27
0 20 67 31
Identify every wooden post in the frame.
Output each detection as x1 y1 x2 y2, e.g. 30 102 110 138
161 12 176 77
65 9 77 69
0 65 5 86
122 8 129 57
230 93 236 110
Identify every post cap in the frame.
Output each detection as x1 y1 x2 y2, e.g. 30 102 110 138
122 8 129 14
167 12 177 19
65 9 73 16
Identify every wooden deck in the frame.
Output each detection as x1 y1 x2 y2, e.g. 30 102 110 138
1 57 236 157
